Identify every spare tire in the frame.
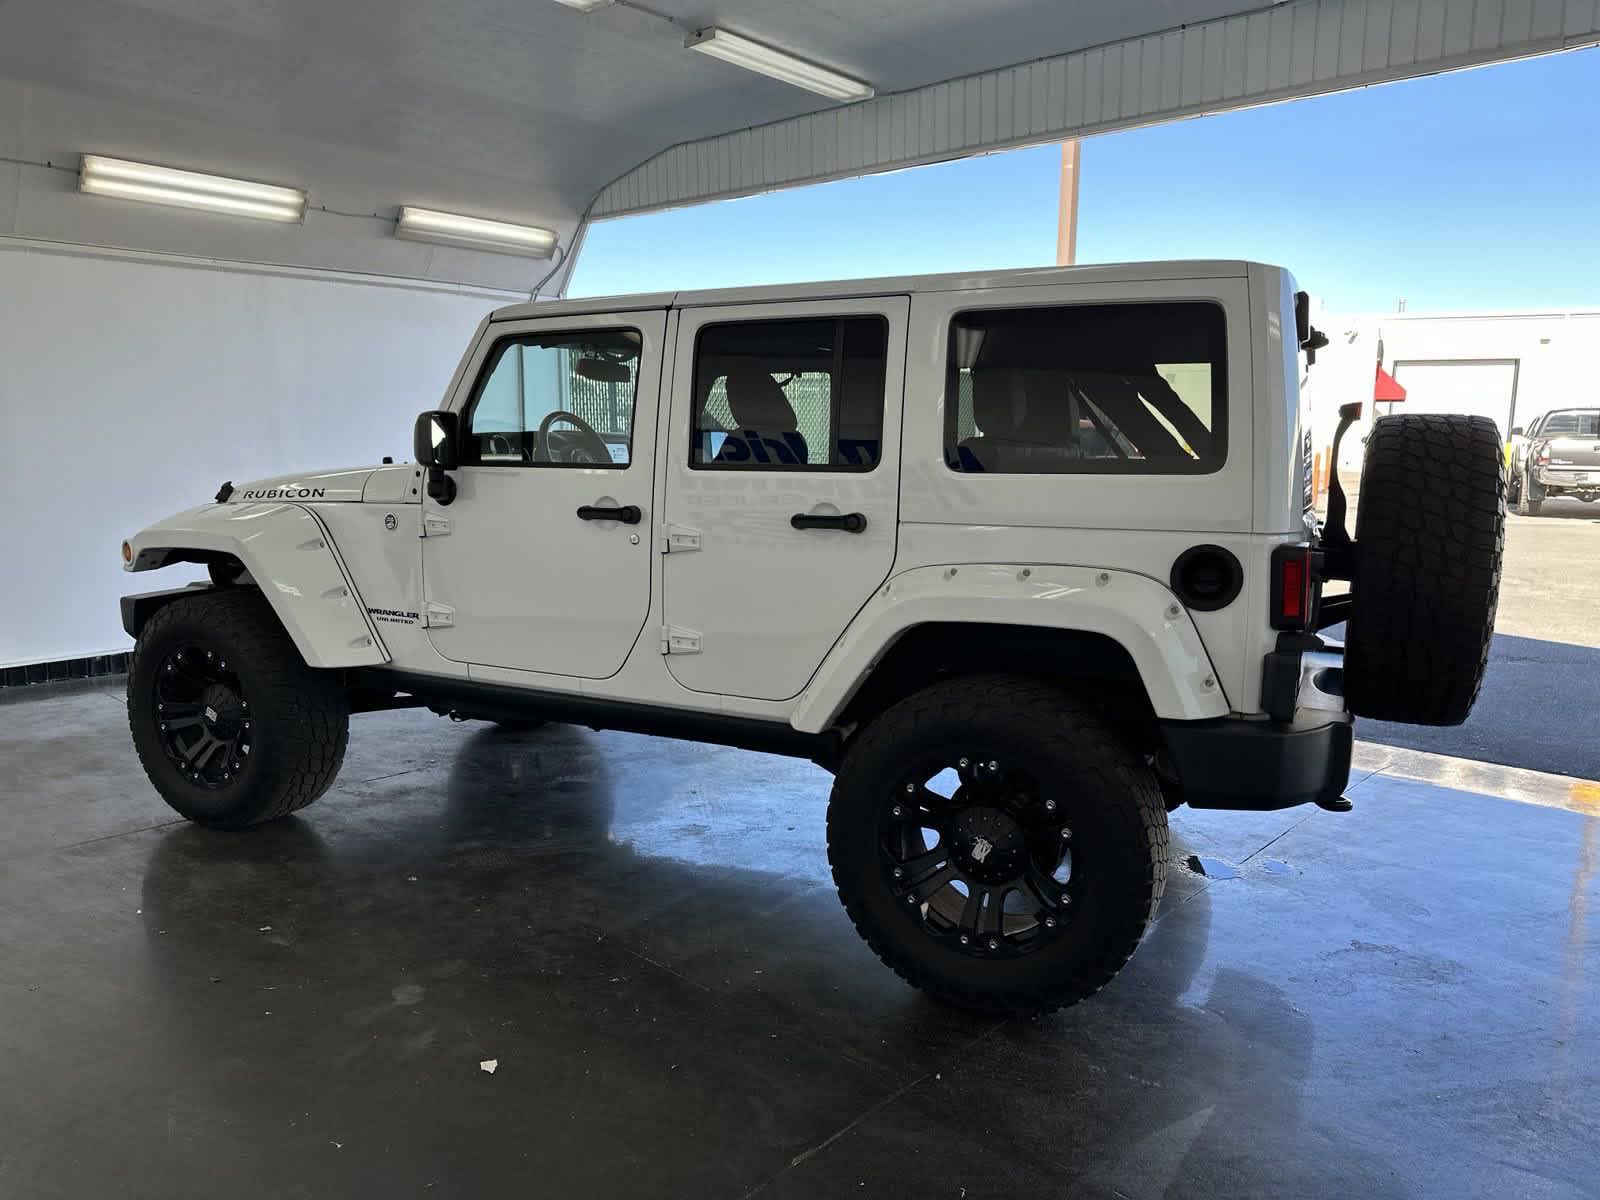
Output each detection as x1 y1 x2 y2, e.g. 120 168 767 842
1344 413 1505 726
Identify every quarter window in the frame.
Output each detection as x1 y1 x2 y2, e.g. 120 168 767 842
464 328 641 466
691 316 889 470
944 302 1227 474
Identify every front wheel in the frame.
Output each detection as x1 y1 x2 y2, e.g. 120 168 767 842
127 590 349 829
827 676 1168 1016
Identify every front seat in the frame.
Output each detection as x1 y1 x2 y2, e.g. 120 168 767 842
957 368 1071 471
714 369 809 466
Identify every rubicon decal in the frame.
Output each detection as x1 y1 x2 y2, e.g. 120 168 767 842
366 606 420 626
240 487 327 500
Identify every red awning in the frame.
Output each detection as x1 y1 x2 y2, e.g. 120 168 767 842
1374 364 1407 403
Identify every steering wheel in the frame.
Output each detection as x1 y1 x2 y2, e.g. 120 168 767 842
535 410 612 464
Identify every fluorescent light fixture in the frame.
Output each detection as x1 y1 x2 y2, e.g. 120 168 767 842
395 207 557 259
549 0 614 9
686 27 874 102
79 154 305 223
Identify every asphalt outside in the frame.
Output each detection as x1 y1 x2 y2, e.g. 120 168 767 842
1331 473 1600 781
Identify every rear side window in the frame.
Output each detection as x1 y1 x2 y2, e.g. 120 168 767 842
691 316 888 471
944 302 1227 474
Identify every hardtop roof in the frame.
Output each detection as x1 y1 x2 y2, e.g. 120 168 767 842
490 259 1261 323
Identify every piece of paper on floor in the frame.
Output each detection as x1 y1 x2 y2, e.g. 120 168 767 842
479 1058 498 1075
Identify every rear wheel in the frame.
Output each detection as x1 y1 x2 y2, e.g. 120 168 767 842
1344 414 1504 725
128 590 349 828
828 676 1168 1015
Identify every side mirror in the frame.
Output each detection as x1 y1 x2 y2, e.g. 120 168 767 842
413 410 460 505
414 410 459 470
1510 425 1524 438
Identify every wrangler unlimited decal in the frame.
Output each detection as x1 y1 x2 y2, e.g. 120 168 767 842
366 606 420 626
240 487 327 500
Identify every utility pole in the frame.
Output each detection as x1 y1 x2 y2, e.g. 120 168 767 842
1055 140 1081 266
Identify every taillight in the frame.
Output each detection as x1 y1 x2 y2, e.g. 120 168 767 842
1270 544 1314 631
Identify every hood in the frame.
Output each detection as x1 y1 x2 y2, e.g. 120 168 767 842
221 466 381 504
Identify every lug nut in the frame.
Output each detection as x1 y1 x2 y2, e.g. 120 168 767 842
908 895 918 905
1044 799 1057 813
1060 892 1072 906
893 867 904 878
892 805 903 817
1060 826 1072 840
905 782 915 793
958 757 969 769
959 934 970 944
987 938 999 951
987 760 998 771
1044 916 1057 929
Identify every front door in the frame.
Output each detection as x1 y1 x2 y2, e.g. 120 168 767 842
421 311 664 678
660 296 908 701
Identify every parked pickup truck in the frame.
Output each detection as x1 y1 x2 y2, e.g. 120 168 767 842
1510 408 1600 514
119 261 1505 1014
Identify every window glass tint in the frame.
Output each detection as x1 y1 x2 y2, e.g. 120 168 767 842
945 302 1227 474
1540 411 1599 437
465 329 640 466
692 316 888 470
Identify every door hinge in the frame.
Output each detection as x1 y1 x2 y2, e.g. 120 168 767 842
659 524 702 554
420 513 451 538
422 602 455 629
659 625 702 655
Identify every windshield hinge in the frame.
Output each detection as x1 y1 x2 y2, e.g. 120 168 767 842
660 625 701 655
422 602 455 629
659 524 701 554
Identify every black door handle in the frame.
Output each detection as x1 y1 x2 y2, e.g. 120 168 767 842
790 511 867 533
577 504 642 524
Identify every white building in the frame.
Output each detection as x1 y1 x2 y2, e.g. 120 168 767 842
1306 305 1600 471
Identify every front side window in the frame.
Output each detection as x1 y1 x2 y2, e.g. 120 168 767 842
944 302 1227 474
691 316 889 470
465 328 641 466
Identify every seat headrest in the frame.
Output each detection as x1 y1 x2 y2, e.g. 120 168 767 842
725 369 799 433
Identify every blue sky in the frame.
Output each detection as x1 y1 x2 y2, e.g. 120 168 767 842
570 47 1600 313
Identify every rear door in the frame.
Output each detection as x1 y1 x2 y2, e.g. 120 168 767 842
659 296 909 701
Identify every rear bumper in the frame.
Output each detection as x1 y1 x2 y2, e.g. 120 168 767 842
1160 711 1354 811
1534 467 1599 491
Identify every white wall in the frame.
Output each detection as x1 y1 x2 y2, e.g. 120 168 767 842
1304 307 1600 469
0 242 513 666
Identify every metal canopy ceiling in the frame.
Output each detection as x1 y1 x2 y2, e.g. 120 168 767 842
2 0 1595 295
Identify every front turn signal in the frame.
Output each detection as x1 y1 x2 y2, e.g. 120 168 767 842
121 541 133 564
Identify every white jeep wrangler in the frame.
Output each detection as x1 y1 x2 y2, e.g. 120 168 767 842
121 261 1504 1014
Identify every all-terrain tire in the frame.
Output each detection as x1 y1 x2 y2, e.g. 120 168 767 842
128 589 349 828
828 676 1168 1016
1517 469 1544 516
1344 414 1504 725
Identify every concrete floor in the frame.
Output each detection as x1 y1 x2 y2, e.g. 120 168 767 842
3 684 1598 1199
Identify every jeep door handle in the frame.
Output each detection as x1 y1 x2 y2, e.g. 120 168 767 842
576 504 642 525
790 512 867 533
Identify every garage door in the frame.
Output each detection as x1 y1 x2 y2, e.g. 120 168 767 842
1390 359 1518 437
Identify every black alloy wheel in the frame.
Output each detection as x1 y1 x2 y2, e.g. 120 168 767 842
151 642 253 789
883 753 1076 957
829 676 1168 1015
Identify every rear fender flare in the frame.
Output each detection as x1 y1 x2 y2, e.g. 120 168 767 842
124 502 388 669
791 564 1229 732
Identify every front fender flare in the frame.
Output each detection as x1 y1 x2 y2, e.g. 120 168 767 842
791 563 1230 732
124 502 388 669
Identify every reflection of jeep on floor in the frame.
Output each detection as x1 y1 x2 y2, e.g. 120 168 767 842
120 261 1504 1014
